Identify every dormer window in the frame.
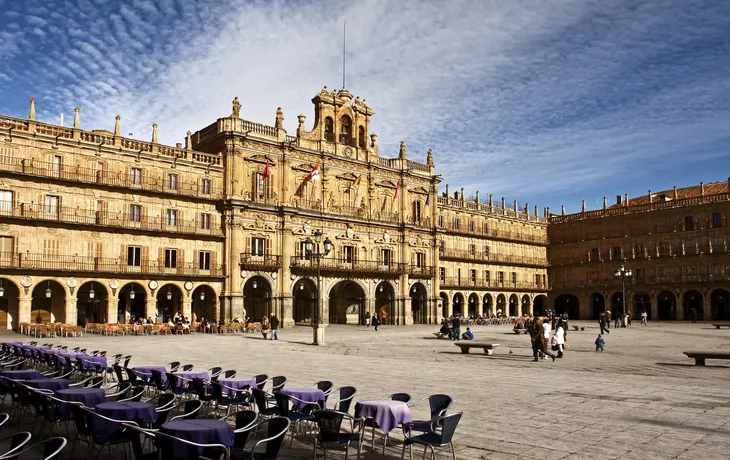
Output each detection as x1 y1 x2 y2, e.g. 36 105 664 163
324 117 334 142
340 115 352 144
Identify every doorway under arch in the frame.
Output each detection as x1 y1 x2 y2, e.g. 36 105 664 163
591 293 605 320
0 278 20 330
711 289 730 320
244 277 272 322
553 294 579 319
533 294 547 316
467 293 479 317
508 294 518 317
439 292 449 318
410 283 428 324
482 294 493 317
192 285 217 323
31 280 66 324
682 290 703 321
633 293 651 320
293 278 317 324
452 293 464 316
329 281 365 324
77 281 108 325
118 283 146 323
495 294 506 316
610 292 625 317
375 282 396 325
157 284 184 322
657 291 676 320
521 295 531 315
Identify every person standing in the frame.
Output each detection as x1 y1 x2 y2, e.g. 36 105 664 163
269 313 279 340
641 310 648 326
606 310 612 329
554 320 566 358
365 311 371 327
531 318 555 362
371 313 380 331
599 312 610 335
542 318 552 358
691 307 698 324
614 309 622 329
452 315 461 341
260 315 270 340
595 334 606 352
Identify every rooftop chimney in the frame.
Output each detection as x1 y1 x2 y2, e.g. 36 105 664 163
488 194 493 206
114 115 121 137
582 200 586 212
603 196 607 209
648 190 652 203
534 204 538 216
514 200 518 212
624 193 629 206
502 197 506 209
73 107 80 129
186 131 192 150
460 187 464 201
445 184 450 198
29 98 36 121
673 185 678 200
700 182 705 196
475 191 480 203
561 205 565 215
151 123 158 144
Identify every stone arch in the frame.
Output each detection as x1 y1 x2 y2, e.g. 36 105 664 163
590 292 605 319
710 288 730 320
31 279 67 324
521 294 531 315
482 293 493 317
508 294 519 316
610 292 625 316
495 294 506 316
657 290 676 320
293 278 317 324
467 293 479 317
118 282 148 323
0 278 20 330
157 283 185 322
439 292 449 318
243 276 273 322
533 294 547 316
554 294 579 319
77 281 109 325
375 281 396 325
682 289 703 321
452 292 464 316
409 282 428 324
329 280 366 325
192 284 217 323
631 292 651 320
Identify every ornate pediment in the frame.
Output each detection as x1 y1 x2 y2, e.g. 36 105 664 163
375 180 397 189
292 162 317 173
243 215 276 232
410 186 429 195
336 172 358 182
335 224 362 241
374 231 395 245
245 154 276 165
408 235 430 247
291 221 313 236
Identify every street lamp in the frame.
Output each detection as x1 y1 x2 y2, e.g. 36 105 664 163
614 265 632 325
166 288 172 301
304 229 333 345
88 283 96 299
129 289 136 300
45 282 52 298
0 279 4 297
199 290 205 301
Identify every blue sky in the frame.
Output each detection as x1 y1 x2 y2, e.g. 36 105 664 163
1 0 729 214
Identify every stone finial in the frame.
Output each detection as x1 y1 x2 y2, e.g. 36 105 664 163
561 205 565 215
514 200 518 212
398 141 407 159
546 206 550 217
275 107 284 129
445 184 450 197
489 194 493 206
700 181 705 196
534 204 538 216
475 191 480 203
231 97 241 118
426 149 434 166
603 196 607 209
460 188 465 201
297 114 305 128
370 133 378 148
114 115 121 136
73 107 80 129
673 185 678 199
648 190 652 203
582 200 586 212
185 130 192 149
151 123 158 144
29 98 36 121
501 197 506 209
321 85 328 94
624 193 629 206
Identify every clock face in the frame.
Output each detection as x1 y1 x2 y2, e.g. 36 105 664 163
184 281 194 291
344 147 353 158
148 280 158 290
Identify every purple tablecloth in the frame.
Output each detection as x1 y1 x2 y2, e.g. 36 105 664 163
161 419 234 457
25 378 70 392
133 366 168 383
281 388 325 410
57 352 83 366
96 402 157 423
0 370 43 380
56 388 107 408
217 378 255 397
355 400 412 434
170 371 209 388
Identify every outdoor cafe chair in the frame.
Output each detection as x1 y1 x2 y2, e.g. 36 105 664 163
105 382 133 401
118 386 145 403
168 400 203 422
331 386 357 414
312 409 365 460
123 423 230 460
253 374 269 390
207 367 223 381
2 437 67 460
400 412 462 460
273 391 319 447
0 432 32 460
251 388 279 421
211 381 251 419
407 394 453 434
231 416 289 460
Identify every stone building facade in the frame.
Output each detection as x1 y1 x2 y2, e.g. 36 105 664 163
0 88 549 330
549 185 730 321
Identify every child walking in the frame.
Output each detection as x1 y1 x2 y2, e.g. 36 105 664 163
595 334 605 352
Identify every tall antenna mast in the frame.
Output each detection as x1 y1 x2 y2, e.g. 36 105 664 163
342 21 346 89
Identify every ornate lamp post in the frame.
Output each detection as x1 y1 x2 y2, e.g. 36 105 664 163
305 229 333 345
614 265 632 324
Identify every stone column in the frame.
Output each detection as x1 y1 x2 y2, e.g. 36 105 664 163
66 297 78 326
106 299 117 324
650 295 658 321
145 298 156 322
281 219 294 327
400 297 411 325
676 300 684 321
703 297 711 321
365 297 375 322
18 294 32 325
281 296 293 328
182 299 192 321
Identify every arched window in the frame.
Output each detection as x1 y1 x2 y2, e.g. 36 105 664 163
324 117 334 141
358 125 366 149
340 115 352 144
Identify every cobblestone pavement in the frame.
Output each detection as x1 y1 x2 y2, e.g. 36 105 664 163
3 321 730 459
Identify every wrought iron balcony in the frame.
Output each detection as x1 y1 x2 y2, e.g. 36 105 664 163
239 254 282 271
439 248 548 267
408 264 435 278
439 277 549 291
290 256 405 276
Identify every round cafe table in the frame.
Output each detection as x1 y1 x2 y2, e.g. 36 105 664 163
0 370 43 380
133 366 168 383
217 378 255 397
161 419 234 458
56 388 107 408
281 388 326 410
354 400 413 434
25 378 70 392
96 402 157 425
170 371 209 388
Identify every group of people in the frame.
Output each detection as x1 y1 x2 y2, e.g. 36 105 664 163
259 313 280 340
438 315 474 341
363 311 381 331
527 315 568 361
598 310 634 334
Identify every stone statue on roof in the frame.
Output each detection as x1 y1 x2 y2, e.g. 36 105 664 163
231 97 241 118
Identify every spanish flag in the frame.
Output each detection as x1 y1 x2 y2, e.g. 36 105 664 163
306 164 320 182
262 154 271 180
353 174 362 187
393 181 401 200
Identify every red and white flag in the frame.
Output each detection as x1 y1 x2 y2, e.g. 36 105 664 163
262 154 271 180
393 181 400 200
306 164 320 182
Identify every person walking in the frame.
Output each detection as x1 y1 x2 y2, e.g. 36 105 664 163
365 311 371 327
371 313 380 331
606 310 612 329
542 317 552 357
554 320 566 358
452 315 461 341
614 309 622 329
269 313 279 340
595 334 606 352
531 318 555 362
260 315 270 340
599 312 610 335
641 310 648 326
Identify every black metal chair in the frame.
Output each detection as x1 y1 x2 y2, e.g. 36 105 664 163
312 380 334 402
272 391 318 447
181 364 194 372
191 378 215 414
0 431 32 459
251 388 280 421
123 423 229 460
231 416 289 460
390 393 412 404
6 437 67 460
401 413 462 460
166 361 181 372
0 413 9 431
166 373 196 400
312 409 365 460
223 370 237 379
207 367 222 381
407 394 453 434
253 374 269 390
229 410 258 455
77 407 139 459
122 355 132 368
150 370 169 394
118 386 145 403
211 381 251 419
332 386 357 413
169 400 203 422
105 382 133 401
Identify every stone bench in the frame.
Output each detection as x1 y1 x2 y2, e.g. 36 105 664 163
711 323 730 329
683 351 730 366
455 342 500 355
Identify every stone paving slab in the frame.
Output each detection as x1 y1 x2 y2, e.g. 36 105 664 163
2 320 730 459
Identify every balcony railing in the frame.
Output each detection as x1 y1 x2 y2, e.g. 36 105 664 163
439 277 548 290
239 254 282 271
290 256 405 276
439 223 548 245
554 273 730 290
0 156 224 200
0 252 224 277
0 202 223 237
439 249 548 267
408 265 435 278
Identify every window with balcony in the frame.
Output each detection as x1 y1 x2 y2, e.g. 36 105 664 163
711 212 723 228
253 172 267 200
251 238 266 257
655 219 669 233
416 252 425 267
127 246 142 267
485 271 490 284
684 216 695 231
542 274 547 286
380 249 392 266
711 236 726 253
535 274 541 286
201 178 212 195
469 220 475 232
342 245 354 263
130 168 142 185
439 267 445 282
166 209 177 226
498 271 504 285
469 244 476 257
412 200 422 222
453 218 460 230
167 174 178 190
635 268 645 284
200 213 211 230
684 239 697 255
470 269 477 283
483 246 490 259
483 222 489 234
52 155 62 176
0 190 12 213
612 246 622 260
129 204 142 223
590 247 599 262
634 243 645 258
0 236 13 255
659 266 673 280
45 195 59 217
511 272 517 284
164 248 178 268
199 251 211 270
713 264 726 277
658 241 671 256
